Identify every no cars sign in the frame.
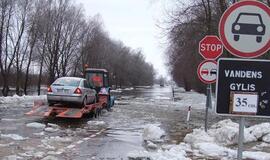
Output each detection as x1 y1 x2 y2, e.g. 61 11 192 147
219 1 270 58
197 60 217 84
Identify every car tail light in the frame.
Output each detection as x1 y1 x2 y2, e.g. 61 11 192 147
47 86 52 93
74 88 82 94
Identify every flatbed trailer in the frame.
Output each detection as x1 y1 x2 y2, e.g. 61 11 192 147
26 94 113 119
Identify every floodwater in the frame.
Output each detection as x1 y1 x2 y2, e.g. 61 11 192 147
0 85 270 159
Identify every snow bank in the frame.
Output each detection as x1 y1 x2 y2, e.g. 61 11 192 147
128 143 191 160
1 134 28 141
143 124 165 142
0 95 46 104
26 122 46 129
184 119 260 146
183 119 270 159
184 128 214 145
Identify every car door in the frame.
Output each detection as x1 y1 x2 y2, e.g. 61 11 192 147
83 80 95 103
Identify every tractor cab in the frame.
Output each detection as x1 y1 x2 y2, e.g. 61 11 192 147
85 68 110 94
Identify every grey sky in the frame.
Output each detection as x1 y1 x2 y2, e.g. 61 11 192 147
75 0 172 77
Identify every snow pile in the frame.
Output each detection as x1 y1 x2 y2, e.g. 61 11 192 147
208 119 256 145
247 123 270 140
0 95 46 104
183 119 270 159
128 143 191 160
184 119 270 146
26 122 46 129
143 124 165 142
1 134 28 141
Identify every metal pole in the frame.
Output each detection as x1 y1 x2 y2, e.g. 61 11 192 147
237 117 245 160
172 86 175 101
205 84 212 132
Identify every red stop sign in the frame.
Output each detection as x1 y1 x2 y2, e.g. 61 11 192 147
199 35 223 60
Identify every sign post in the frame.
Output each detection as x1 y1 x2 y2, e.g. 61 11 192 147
198 35 222 132
238 117 245 160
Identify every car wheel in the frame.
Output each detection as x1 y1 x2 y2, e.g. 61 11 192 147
234 35 239 41
256 36 262 43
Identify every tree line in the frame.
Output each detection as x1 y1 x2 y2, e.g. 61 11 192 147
164 0 270 93
0 0 155 96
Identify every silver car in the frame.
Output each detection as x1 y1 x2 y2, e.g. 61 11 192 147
47 77 96 106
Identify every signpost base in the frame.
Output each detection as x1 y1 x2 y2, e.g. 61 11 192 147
205 84 212 132
237 117 245 160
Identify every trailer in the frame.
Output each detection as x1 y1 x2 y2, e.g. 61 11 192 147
26 68 115 119
26 94 113 118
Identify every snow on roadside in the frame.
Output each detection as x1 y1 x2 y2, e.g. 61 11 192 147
183 119 270 159
128 143 191 160
130 120 270 160
0 95 46 104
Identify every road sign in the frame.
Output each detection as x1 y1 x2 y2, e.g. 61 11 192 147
199 35 223 60
219 1 270 58
216 58 270 118
197 60 217 84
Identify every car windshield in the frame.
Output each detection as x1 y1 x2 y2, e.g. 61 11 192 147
238 14 261 24
52 78 80 87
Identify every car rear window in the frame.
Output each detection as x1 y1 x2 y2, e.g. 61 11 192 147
52 78 81 87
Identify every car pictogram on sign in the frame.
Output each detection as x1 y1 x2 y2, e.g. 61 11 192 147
210 69 217 76
232 13 265 43
219 0 270 58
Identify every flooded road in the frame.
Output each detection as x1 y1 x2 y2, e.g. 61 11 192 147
1 85 269 159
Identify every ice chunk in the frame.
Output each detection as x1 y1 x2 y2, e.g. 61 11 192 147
26 122 46 129
128 143 191 160
87 121 106 126
146 141 158 149
194 142 235 158
262 133 270 143
44 127 59 133
243 151 270 160
143 124 165 142
247 123 270 139
184 129 214 146
3 155 23 160
1 134 28 141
